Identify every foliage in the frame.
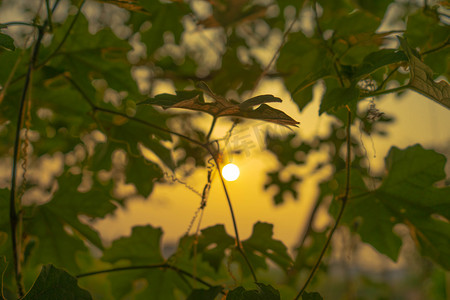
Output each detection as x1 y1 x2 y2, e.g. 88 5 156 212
0 0 449 299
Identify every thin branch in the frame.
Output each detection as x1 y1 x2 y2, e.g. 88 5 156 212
1 22 41 28
211 155 258 282
37 0 86 68
295 109 352 299
65 76 206 148
421 37 450 56
205 117 217 142
251 0 304 92
361 85 408 99
76 263 217 290
9 23 46 299
45 0 53 31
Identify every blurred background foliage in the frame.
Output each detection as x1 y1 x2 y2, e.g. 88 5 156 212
0 0 449 299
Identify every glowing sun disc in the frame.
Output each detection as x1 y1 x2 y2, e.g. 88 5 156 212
222 163 240 181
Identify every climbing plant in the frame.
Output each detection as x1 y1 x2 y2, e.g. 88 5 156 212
0 0 449 299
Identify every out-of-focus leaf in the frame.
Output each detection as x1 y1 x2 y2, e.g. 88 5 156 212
399 37 450 109
335 145 450 268
22 265 92 300
241 222 293 272
25 173 116 272
319 86 359 115
101 226 190 299
353 49 407 78
264 171 301 205
353 0 394 19
302 291 323 300
404 10 449 51
226 283 281 300
186 286 222 300
278 32 330 110
196 225 235 272
102 225 164 264
140 82 299 126
138 0 188 56
0 33 15 51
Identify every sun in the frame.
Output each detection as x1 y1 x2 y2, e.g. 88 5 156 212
221 163 240 181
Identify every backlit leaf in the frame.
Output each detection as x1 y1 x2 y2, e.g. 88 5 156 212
140 82 299 126
336 145 450 268
23 265 92 300
399 37 450 109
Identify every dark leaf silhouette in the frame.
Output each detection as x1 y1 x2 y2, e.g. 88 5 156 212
139 82 299 126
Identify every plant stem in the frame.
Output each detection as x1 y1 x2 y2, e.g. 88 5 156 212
76 263 217 290
9 23 46 299
2 22 41 28
37 0 86 68
361 85 408 99
65 76 206 148
205 117 217 142
294 109 352 299
212 155 258 282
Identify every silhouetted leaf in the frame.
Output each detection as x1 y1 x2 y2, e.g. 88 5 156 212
140 82 299 126
23 265 92 300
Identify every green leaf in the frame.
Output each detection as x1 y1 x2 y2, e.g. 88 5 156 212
226 283 281 300
302 291 323 300
25 173 116 272
241 222 293 272
46 14 139 96
353 0 393 19
102 226 191 299
186 286 222 300
196 224 235 272
319 86 359 115
353 49 407 78
340 145 450 268
138 0 188 56
102 225 164 264
0 33 15 51
22 265 92 300
399 37 450 109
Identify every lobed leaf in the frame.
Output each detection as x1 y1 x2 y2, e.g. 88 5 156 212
336 145 450 269
139 82 299 126
399 37 450 109
23 265 92 300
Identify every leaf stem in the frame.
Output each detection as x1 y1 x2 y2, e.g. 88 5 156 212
76 263 217 290
211 155 258 282
294 109 352 299
1 22 41 28
205 117 217 142
361 85 408 99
